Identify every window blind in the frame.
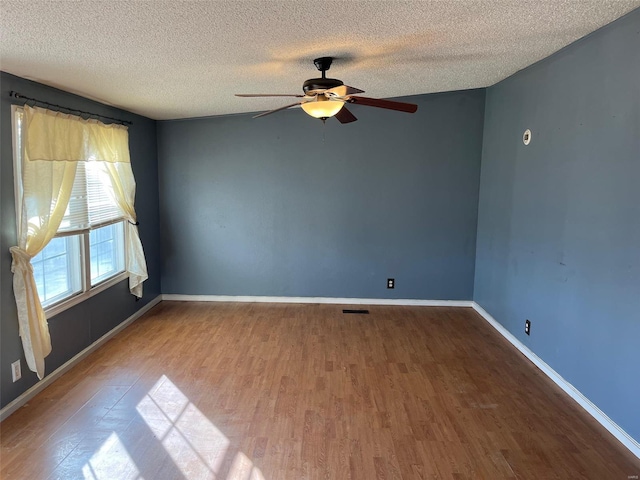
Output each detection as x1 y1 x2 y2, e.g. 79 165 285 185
58 162 123 235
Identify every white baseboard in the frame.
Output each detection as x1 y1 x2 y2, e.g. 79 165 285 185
0 295 162 422
161 294 474 308
472 302 640 460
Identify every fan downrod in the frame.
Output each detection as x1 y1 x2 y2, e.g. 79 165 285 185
303 56 343 95
313 57 333 78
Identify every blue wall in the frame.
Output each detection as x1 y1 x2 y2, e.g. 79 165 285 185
158 90 485 300
0 72 162 408
474 9 640 440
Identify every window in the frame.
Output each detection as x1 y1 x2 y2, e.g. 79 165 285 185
13 107 128 314
90 222 125 286
11 104 146 379
31 236 82 305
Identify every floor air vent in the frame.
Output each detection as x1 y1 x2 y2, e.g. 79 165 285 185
342 309 370 314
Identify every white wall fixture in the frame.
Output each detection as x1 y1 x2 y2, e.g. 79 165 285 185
11 360 21 382
523 129 532 145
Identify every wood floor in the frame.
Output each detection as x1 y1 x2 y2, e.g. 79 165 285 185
1 302 638 479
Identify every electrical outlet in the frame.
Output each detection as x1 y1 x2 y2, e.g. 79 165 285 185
11 360 21 382
525 319 531 336
387 278 395 289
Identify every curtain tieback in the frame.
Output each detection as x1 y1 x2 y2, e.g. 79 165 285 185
9 246 34 274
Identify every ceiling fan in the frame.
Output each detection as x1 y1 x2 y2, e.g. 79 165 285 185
235 56 418 124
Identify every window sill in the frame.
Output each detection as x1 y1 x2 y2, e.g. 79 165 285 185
45 271 129 319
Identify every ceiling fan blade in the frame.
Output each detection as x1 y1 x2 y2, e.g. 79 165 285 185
236 94 304 98
335 106 358 124
326 85 365 97
253 101 304 118
347 96 418 113
343 85 365 95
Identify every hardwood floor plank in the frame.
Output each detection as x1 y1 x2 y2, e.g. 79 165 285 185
1 302 639 479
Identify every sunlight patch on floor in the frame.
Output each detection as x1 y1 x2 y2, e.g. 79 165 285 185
227 451 266 480
82 432 140 480
134 375 265 479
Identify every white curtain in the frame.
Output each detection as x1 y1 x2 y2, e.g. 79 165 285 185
10 105 147 380
101 161 148 297
10 155 77 380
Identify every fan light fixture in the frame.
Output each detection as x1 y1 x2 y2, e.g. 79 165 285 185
301 96 344 119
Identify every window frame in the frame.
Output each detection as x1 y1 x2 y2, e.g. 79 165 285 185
11 105 129 319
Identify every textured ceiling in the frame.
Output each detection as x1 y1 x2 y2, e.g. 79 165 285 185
1 1 638 120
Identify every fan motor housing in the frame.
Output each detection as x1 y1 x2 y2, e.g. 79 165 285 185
303 77 344 95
